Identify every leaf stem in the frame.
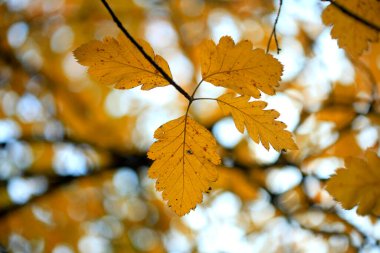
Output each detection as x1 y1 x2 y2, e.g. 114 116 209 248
266 0 283 54
192 97 218 102
100 0 192 101
190 79 205 99
322 0 380 32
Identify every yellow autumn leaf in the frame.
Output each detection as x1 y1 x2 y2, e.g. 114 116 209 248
73 35 172 90
147 116 221 216
322 0 380 57
212 167 259 201
316 106 356 130
331 83 357 105
217 93 297 151
200 36 283 98
321 131 362 158
326 149 380 215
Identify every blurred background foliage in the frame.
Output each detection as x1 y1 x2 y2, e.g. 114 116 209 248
0 0 380 252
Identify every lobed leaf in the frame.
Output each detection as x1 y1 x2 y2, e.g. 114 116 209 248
326 149 380 215
73 35 172 90
147 116 221 216
217 93 297 151
200 36 283 98
322 0 380 58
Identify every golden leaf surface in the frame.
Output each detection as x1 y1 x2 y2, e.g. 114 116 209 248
217 93 298 151
322 0 380 57
200 36 283 98
73 36 172 90
212 167 258 201
326 149 380 215
316 106 356 130
147 116 221 216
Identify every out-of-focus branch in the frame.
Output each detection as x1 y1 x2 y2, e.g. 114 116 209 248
243 164 367 250
0 243 7 253
0 135 150 178
0 149 150 217
232 146 371 250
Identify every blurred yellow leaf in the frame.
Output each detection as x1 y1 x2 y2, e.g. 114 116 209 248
360 43 380 95
316 106 356 130
29 143 55 174
234 139 256 165
73 35 172 90
147 116 221 216
55 86 135 151
200 36 283 98
322 131 362 158
217 93 297 151
326 149 380 215
0 173 110 252
213 167 258 200
368 113 380 126
322 0 380 57
330 83 358 105
0 187 11 209
302 131 363 169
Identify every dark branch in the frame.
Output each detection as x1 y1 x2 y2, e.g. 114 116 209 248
0 152 151 218
100 0 192 101
323 0 380 32
266 0 283 54
234 160 368 250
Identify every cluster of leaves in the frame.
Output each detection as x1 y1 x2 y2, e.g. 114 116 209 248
74 0 380 217
321 0 380 216
322 0 380 58
74 34 298 215
1 0 380 251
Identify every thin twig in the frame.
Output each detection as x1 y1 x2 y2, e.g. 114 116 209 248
192 97 217 102
322 0 380 32
100 0 192 101
266 0 283 54
190 79 204 99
